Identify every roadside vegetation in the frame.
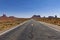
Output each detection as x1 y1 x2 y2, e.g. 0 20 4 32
35 18 60 26
0 18 29 32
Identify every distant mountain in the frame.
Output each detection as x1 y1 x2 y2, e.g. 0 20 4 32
31 15 41 18
0 14 16 21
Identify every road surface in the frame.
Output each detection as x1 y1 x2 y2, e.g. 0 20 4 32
0 19 60 40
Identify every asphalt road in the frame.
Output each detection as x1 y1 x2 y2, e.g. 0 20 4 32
0 19 60 40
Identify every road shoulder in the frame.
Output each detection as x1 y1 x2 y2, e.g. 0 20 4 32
38 21 60 32
0 20 29 36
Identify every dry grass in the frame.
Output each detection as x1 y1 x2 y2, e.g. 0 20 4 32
0 18 29 32
34 18 60 26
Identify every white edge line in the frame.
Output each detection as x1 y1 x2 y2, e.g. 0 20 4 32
0 20 29 36
38 21 60 32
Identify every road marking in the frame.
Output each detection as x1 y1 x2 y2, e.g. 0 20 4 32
31 24 34 26
0 20 30 36
38 21 60 32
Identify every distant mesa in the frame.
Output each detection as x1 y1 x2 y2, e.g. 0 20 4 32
0 14 58 20
55 15 57 18
31 15 41 18
31 15 58 18
0 14 8 20
48 15 57 18
9 16 16 18
0 14 15 18
48 16 54 18
0 14 16 21
1 14 7 18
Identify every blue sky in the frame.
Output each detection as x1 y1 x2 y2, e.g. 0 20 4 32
0 0 60 18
